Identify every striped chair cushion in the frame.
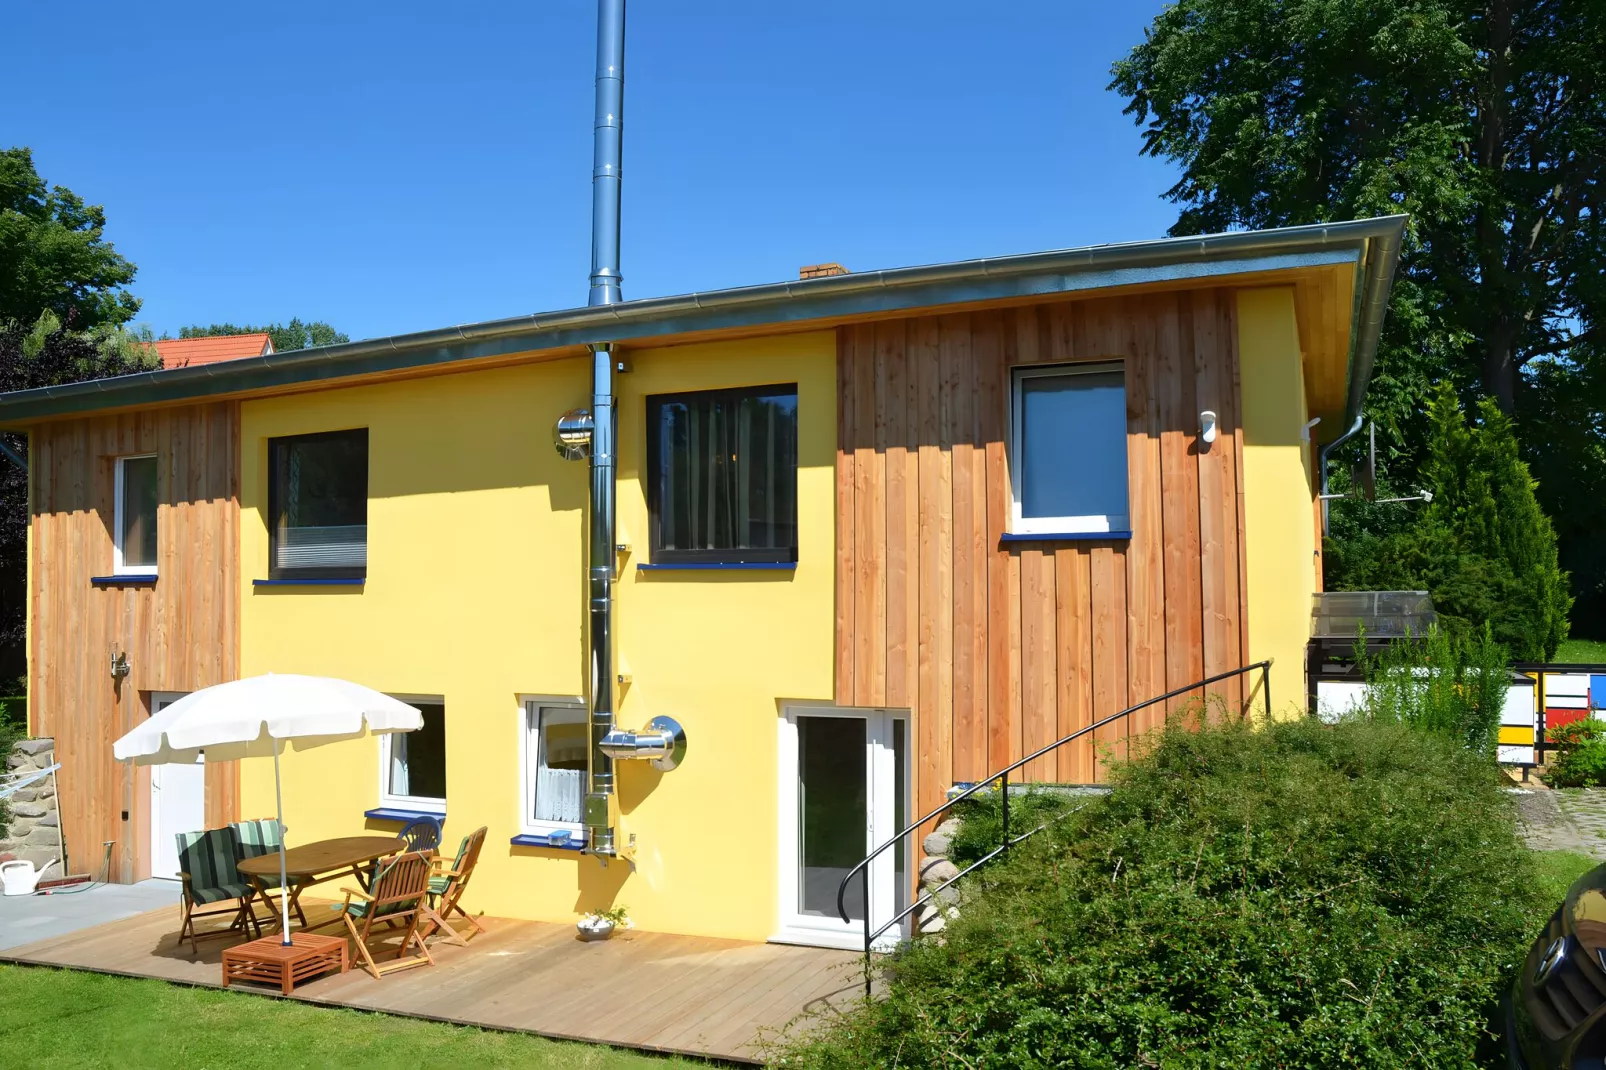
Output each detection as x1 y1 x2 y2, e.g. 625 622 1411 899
176 827 245 901
343 895 421 919
425 833 472 900
231 818 282 858
191 881 256 905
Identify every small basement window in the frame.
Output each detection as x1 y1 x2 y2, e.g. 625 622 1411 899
1009 363 1129 534
114 454 159 574
269 428 368 580
522 700 588 840
379 699 446 812
647 383 798 565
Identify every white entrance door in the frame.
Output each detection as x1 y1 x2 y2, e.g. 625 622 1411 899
775 706 909 950
149 692 204 880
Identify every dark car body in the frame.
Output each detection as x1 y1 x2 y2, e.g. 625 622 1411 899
1510 864 1606 1069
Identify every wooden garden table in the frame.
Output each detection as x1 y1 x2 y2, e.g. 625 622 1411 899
237 835 404 934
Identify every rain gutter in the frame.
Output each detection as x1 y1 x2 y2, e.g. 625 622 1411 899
0 215 1407 427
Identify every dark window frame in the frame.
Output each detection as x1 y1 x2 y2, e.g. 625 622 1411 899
267 427 370 581
646 382 799 566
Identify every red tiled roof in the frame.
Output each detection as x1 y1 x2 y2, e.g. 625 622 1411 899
154 333 273 369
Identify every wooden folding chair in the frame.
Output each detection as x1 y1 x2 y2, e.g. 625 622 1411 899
230 818 307 930
424 825 487 943
176 827 256 954
336 850 447 979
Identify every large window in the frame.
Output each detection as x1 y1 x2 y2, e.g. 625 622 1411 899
379 700 446 811
1009 363 1129 535
269 429 368 580
647 383 798 565
521 700 588 842
114 454 158 574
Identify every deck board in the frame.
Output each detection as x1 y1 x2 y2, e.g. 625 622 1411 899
0 906 861 1064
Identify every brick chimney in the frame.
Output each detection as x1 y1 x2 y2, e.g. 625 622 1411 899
799 262 849 280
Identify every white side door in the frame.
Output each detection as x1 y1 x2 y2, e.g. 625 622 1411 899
149 692 204 880
774 706 909 950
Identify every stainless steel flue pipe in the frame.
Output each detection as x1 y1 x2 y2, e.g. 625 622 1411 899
583 0 626 858
588 0 625 309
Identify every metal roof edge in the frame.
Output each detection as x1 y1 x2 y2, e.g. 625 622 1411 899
0 215 1407 425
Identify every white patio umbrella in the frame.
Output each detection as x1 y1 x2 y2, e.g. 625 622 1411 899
113 674 423 945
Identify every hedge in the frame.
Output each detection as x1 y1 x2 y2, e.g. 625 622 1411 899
779 717 1550 1069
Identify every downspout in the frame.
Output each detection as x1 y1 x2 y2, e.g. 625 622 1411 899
584 0 625 860
1317 415 1363 536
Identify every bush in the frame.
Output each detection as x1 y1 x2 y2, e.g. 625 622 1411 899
1544 718 1606 787
946 786 1085 868
1355 623 1509 758
781 718 1547 1069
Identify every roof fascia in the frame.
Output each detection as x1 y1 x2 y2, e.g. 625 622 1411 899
0 216 1405 425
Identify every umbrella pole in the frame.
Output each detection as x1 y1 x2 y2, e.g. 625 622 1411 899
273 746 292 946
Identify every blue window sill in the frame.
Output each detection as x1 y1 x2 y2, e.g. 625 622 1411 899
510 832 587 851
999 531 1132 543
364 807 444 825
253 577 366 587
91 574 158 586
637 561 797 572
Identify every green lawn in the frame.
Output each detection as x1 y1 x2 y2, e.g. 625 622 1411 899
1555 637 1606 664
1531 848 1602 905
0 965 697 1070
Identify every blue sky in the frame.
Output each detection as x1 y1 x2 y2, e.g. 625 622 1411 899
1 2 1176 343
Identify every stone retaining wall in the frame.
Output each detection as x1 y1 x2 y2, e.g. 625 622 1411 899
912 816 963 936
0 737 63 870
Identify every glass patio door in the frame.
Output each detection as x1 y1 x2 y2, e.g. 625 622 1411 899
776 706 908 949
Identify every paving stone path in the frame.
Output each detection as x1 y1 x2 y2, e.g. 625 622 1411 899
1515 785 1606 859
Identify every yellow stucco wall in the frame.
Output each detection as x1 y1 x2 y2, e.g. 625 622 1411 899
238 331 836 940
1237 287 1315 716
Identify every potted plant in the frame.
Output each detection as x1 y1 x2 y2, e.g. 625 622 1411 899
577 904 630 941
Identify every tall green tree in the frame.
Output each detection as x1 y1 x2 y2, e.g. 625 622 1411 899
0 147 140 332
178 319 348 354
1110 0 1605 416
1111 0 1606 632
1328 383 1570 659
1523 356 1606 627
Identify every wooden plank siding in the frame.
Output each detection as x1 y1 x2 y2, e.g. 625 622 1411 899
835 292 1249 822
27 402 241 883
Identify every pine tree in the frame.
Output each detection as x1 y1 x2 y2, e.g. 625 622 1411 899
1346 383 1572 660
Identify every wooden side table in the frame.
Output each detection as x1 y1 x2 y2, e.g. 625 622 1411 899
222 932 348 995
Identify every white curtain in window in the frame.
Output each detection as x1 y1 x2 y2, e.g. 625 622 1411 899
389 736 410 797
535 765 583 823
531 706 587 824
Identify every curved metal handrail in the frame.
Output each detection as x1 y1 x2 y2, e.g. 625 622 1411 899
835 659 1272 995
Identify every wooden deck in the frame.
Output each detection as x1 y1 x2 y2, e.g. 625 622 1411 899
0 905 865 1063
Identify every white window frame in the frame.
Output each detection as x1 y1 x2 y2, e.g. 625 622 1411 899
113 453 159 575
1008 362 1130 535
518 695 588 844
376 694 447 814
773 703 909 951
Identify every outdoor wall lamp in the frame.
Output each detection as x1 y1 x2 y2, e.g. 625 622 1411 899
1199 410 1218 446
